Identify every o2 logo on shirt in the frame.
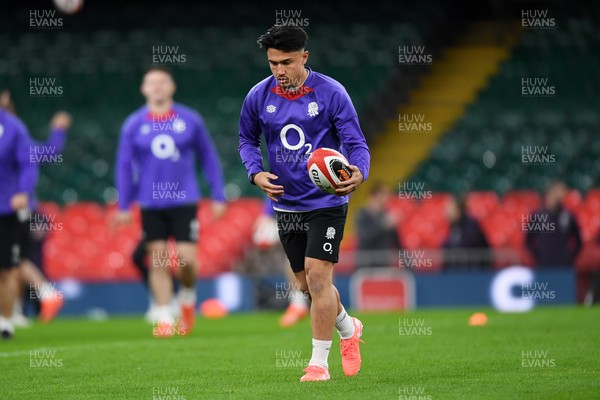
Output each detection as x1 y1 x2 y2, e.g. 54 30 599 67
151 134 180 161
280 124 312 155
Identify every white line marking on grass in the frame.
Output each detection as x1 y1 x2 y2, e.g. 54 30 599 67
0 339 168 358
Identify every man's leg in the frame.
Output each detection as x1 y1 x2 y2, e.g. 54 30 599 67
296 268 343 323
305 257 337 341
174 241 197 335
304 258 362 376
146 240 174 330
132 239 157 323
175 242 197 290
302 204 363 380
132 240 150 288
294 270 308 294
13 266 28 327
279 264 310 328
20 259 63 323
0 214 19 339
0 268 18 339
296 257 335 381
13 219 32 326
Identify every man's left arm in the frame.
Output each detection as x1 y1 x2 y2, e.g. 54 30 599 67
330 89 371 196
45 111 72 153
194 114 226 204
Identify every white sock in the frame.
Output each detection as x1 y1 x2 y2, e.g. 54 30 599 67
0 317 14 334
178 288 196 306
309 339 331 368
290 290 309 308
170 297 181 318
335 307 355 340
154 305 174 324
13 299 23 314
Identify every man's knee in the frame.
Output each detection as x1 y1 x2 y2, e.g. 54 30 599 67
305 258 333 296
176 243 198 272
294 272 309 293
146 241 167 255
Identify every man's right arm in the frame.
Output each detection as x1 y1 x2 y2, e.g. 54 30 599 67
238 91 264 183
115 119 136 211
238 90 284 201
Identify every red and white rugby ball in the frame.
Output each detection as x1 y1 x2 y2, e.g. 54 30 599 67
307 148 352 195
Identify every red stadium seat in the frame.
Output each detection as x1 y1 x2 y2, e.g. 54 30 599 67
419 193 451 221
44 200 263 282
387 197 417 220
583 189 600 213
400 215 423 249
564 190 582 213
43 193 588 280
575 209 600 244
466 191 499 221
502 191 541 215
575 243 600 271
482 211 513 248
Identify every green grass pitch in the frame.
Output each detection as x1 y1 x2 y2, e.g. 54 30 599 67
2 307 599 399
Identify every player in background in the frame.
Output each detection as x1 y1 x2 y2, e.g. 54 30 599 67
114 66 226 337
253 200 310 327
0 90 70 326
0 107 38 339
17 111 71 325
239 26 370 381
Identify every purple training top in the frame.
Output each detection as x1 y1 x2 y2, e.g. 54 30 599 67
0 109 38 216
239 68 370 212
116 103 225 210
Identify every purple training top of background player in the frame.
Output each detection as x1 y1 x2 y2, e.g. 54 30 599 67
116 102 225 210
0 109 39 216
239 68 371 212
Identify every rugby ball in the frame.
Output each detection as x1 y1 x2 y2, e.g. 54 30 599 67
53 0 84 14
307 148 352 195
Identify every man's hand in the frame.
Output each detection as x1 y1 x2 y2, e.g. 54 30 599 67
335 165 363 196
212 201 227 219
10 193 29 211
50 111 72 131
112 210 132 230
254 172 284 202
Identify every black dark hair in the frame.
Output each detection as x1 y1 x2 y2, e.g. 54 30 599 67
144 66 174 78
257 25 308 52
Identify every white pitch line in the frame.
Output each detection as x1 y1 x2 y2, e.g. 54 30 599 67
0 338 174 358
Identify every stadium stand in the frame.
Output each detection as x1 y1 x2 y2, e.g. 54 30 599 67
2 0 597 290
